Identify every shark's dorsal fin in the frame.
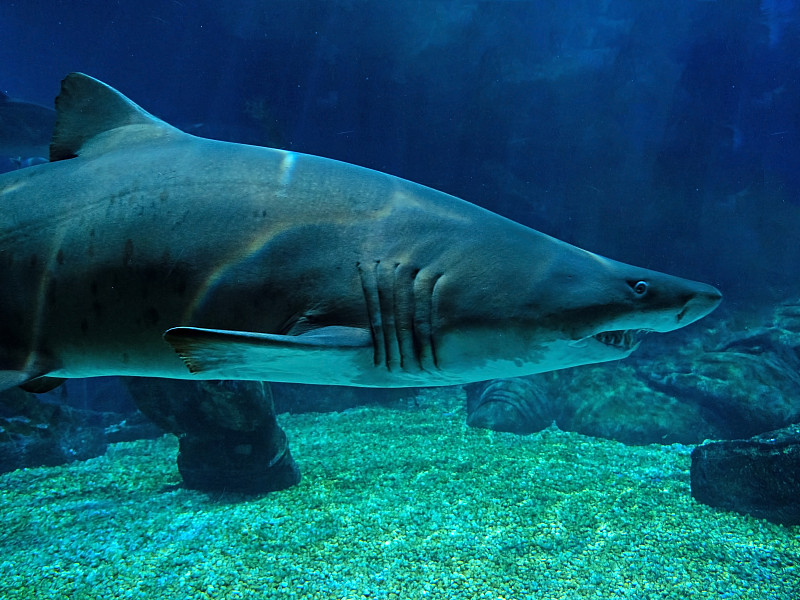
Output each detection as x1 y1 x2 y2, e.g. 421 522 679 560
50 72 182 162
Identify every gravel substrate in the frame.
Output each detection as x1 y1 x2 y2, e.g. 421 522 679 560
1 389 798 599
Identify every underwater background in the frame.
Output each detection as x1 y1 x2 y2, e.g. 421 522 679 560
1 1 799 598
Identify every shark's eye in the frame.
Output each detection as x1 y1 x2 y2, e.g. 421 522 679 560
632 280 648 295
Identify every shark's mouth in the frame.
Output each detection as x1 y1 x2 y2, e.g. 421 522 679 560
592 329 643 352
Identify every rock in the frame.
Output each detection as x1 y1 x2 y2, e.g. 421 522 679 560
466 377 555 434
551 363 721 445
0 386 108 473
103 412 164 444
124 378 301 494
464 359 723 444
178 425 299 494
691 424 800 526
641 300 800 439
125 378 279 435
645 349 800 439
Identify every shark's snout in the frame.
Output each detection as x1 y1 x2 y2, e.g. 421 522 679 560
584 281 721 357
676 282 722 328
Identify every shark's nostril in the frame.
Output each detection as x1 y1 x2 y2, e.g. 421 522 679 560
676 306 688 322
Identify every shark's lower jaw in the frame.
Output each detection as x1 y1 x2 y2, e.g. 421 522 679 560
592 329 644 352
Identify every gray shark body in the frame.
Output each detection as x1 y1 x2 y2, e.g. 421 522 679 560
0 74 721 391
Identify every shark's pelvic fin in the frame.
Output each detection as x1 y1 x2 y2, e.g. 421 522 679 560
19 375 66 394
50 72 182 162
163 326 372 377
0 370 63 394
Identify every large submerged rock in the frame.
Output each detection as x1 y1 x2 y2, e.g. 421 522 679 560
466 377 555 435
465 364 721 445
644 301 800 439
125 378 300 494
690 424 800 526
0 384 156 473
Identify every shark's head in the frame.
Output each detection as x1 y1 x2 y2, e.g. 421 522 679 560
543 253 722 356
431 228 722 381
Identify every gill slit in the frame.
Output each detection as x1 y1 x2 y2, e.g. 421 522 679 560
357 260 440 373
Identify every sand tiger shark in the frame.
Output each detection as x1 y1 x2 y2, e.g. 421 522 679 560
0 73 721 393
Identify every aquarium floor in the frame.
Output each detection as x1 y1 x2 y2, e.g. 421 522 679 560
1 390 797 600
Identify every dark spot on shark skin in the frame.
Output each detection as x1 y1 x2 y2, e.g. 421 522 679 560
145 266 167 299
143 307 160 325
0 250 13 269
28 254 38 269
163 258 190 296
81 318 89 334
123 239 134 267
262 209 267 218
46 278 57 305
56 249 64 265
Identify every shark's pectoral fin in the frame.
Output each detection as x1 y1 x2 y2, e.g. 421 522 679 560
163 326 373 381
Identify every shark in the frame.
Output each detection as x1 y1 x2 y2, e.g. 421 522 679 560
0 73 721 393
0 89 55 172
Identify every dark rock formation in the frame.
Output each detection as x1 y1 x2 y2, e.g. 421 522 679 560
643 301 800 439
0 383 164 474
465 365 721 445
466 377 555 434
177 425 298 494
551 363 721 445
0 386 107 473
691 424 800 526
125 378 300 494
104 412 164 444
